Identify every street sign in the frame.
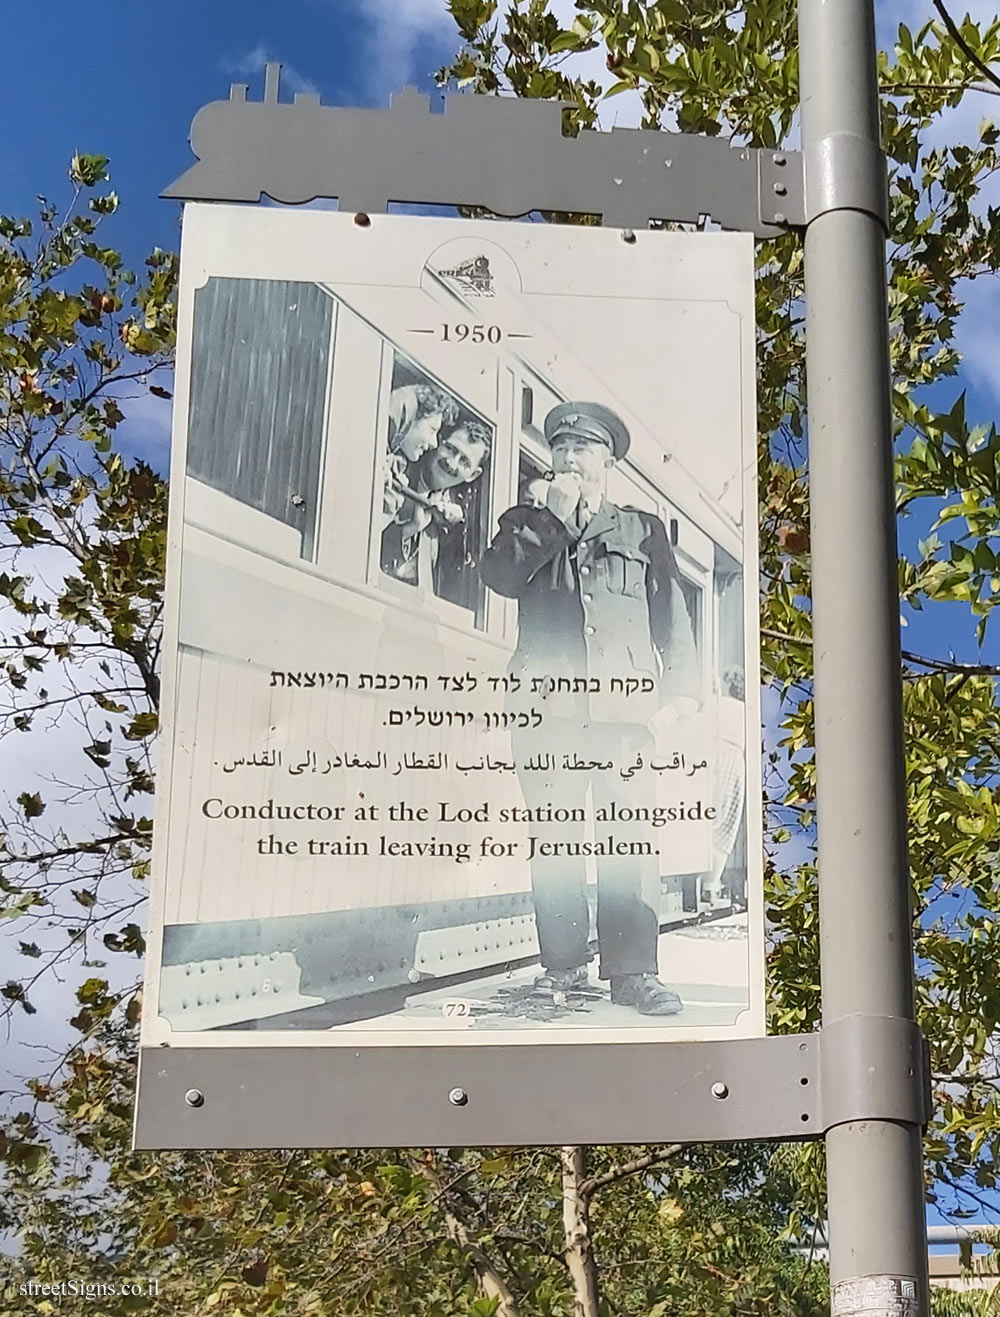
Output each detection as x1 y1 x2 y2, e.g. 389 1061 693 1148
139 204 763 1077
138 15 933 1304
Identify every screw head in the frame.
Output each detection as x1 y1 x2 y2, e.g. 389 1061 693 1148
621 228 637 244
772 182 787 196
354 212 371 227
773 153 786 166
711 1082 729 1100
774 212 786 225
448 1087 469 1107
184 1088 205 1108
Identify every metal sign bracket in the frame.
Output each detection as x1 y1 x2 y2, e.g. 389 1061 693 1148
164 64 807 237
804 132 890 232
134 1020 928 1149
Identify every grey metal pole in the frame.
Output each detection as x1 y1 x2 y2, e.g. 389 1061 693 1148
798 1 929 1314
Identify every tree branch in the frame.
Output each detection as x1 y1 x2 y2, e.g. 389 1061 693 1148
0 688 146 719
882 78 1000 97
415 1153 524 1317
579 1145 683 1199
125 641 160 708
901 650 1000 677
761 626 811 648
933 1072 1000 1085
1 832 142 865
560 1147 601 1317
763 626 1000 677
0 641 126 652
932 0 1000 94
16 439 90 564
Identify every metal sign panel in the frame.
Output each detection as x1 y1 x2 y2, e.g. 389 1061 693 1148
137 204 762 1145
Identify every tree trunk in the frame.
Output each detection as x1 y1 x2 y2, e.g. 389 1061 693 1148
414 1151 523 1317
440 1205 523 1317
560 1145 601 1317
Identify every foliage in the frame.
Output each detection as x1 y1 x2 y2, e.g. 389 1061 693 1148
0 156 174 1038
932 1283 1000 1317
1 1042 830 1316
3 1 1000 1313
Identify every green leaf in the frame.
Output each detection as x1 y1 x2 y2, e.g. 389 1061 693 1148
124 711 158 740
16 791 44 819
69 153 109 187
83 739 112 767
468 1299 501 1317
76 976 107 1002
88 191 119 215
549 31 581 53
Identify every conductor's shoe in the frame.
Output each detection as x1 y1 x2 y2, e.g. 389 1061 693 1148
610 973 683 1016
533 964 589 993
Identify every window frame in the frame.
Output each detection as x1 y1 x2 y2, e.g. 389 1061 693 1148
365 339 505 640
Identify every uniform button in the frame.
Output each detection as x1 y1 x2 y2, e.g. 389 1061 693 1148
579 566 590 576
582 593 593 603
585 625 596 636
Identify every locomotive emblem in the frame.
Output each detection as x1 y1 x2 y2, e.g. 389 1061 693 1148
438 254 495 297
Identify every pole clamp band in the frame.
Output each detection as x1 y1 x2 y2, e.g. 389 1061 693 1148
820 1015 930 1132
805 132 889 232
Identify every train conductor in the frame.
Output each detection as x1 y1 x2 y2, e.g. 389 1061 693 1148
480 401 700 1016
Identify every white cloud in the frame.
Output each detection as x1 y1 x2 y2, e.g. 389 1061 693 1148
879 0 1000 47
112 380 173 470
349 0 458 102
223 44 320 98
349 0 648 122
891 0 1000 24
955 274 1000 406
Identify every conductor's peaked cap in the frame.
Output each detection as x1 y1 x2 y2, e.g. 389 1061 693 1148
544 401 631 462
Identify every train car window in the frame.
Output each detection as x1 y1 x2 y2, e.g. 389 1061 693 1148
379 352 494 625
678 575 704 660
517 450 550 508
714 544 745 693
521 385 535 432
187 278 333 560
518 372 560 451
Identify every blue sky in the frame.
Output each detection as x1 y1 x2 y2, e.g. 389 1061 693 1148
0 0 459 272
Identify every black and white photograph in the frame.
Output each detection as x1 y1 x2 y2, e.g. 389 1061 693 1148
143 205 763 1045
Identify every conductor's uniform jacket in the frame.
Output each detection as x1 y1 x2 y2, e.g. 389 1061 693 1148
480 499 699 722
